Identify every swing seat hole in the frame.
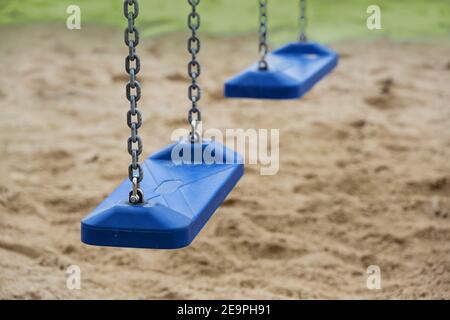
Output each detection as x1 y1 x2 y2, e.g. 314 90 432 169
128 189 144 204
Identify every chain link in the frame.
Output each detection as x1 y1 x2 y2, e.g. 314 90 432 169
299 0 307 42
124 0 144 204
258 0 269 70
187 0 202 142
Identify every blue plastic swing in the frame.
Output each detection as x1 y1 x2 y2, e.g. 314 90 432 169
81 141 243 249
81 0 243 249
224 42 338 99
224 0 338 100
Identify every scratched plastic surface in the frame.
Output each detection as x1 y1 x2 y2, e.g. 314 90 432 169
81 141 243 249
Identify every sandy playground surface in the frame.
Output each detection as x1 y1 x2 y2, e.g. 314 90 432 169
0 25 450 299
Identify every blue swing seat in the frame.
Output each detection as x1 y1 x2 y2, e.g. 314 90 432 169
81 140 243 249
224 42 338 99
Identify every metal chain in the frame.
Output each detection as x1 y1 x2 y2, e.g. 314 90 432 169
187 0 202 143
299 0 307 42
258 0 268 70
124 0 144 204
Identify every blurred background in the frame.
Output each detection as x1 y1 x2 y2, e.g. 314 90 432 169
1 0 449 42
0 1 449 299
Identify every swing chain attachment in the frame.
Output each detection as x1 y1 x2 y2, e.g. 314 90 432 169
299 0 307 42
124 0 144 204
258 0 269 71
187 0 202 143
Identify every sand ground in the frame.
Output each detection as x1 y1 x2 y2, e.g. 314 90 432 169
0 25 449 299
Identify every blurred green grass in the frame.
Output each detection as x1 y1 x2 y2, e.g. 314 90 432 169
0 0 449 43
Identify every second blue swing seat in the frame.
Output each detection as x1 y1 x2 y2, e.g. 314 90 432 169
224 42 339 99
81 140 243 249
